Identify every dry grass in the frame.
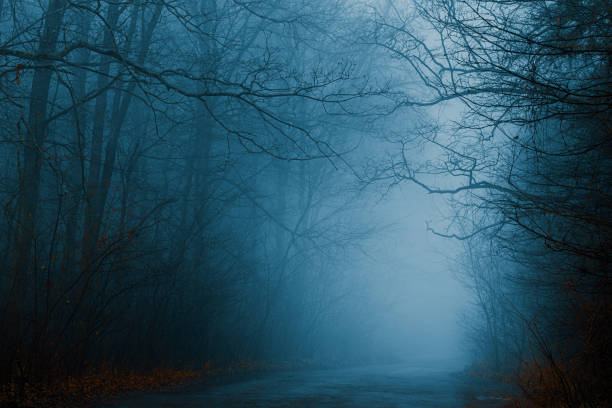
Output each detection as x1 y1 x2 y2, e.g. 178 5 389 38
0 365 209 407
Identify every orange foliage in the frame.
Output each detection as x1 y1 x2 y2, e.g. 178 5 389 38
0 359 286 407
513 359 579 408
15 64 23 84
0 365 210 407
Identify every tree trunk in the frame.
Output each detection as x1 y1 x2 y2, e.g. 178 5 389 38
62 9 93 272
82 4 162 267
81 4 120 267
3 0 66 385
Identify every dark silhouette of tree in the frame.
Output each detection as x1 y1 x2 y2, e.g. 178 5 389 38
370 0 611 405
0 0 385 398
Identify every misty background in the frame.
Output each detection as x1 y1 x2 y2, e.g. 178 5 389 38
0 1 609 407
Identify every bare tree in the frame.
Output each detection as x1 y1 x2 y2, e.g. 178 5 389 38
369 0 611 405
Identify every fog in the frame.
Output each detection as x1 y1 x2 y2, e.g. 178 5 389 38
1 1 609 406
352 184 468 362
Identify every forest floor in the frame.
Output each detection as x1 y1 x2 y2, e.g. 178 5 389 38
97 361 512 408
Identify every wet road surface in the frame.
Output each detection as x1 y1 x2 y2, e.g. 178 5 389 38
99 363 509 407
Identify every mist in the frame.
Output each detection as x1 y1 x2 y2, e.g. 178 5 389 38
0 1 609 407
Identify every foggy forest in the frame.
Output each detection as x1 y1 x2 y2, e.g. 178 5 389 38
0 0 610 407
